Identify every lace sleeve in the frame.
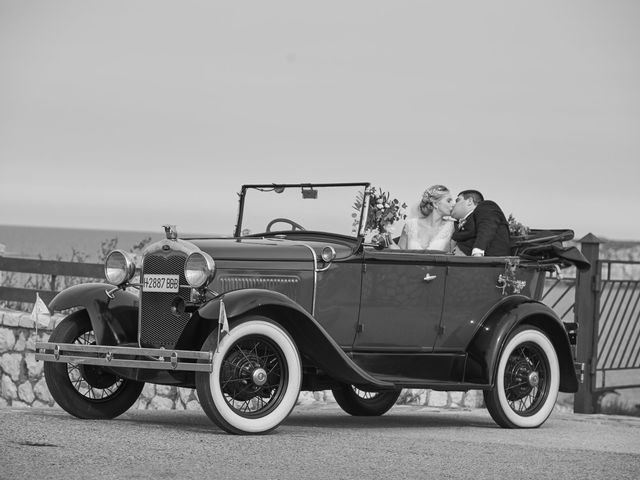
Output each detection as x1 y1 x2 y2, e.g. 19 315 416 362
404 218 416 237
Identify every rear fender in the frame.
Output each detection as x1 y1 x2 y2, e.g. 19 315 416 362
48 283 139 345
465 297 578 392
188 289 393 389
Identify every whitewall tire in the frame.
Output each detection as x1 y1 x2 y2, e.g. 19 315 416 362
484 326 560 428
196 316 301 434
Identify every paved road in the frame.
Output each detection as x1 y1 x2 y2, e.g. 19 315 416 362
2 404 640 480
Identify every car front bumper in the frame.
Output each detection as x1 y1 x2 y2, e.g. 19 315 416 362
35 342 213 372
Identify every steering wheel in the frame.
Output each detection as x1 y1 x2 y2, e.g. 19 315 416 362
266 218 306 232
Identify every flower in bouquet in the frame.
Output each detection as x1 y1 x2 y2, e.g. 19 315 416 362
508 214 530 237
352 187 407 235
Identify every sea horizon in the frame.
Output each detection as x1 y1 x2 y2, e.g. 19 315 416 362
0 224 226 262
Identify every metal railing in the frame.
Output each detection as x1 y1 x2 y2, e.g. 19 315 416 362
595 259 640 391
540 273 577 322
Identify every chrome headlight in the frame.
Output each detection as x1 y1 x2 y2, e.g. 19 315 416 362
104 250 136 285
184 251 216 288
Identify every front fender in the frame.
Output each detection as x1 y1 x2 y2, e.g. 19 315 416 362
466 298 578 392
48 283 139 346
185 289 393 389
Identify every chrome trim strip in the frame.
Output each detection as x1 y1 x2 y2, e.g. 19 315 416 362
264 238 318 315
36 342 211 359
35 342 213 372
359 187 372 237
35 354 212 372
292 242 318 316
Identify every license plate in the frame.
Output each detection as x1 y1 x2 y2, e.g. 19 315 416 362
143 274 180 293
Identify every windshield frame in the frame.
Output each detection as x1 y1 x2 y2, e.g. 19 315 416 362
234 182 371 239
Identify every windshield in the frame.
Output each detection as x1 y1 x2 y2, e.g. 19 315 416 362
236 183 369 238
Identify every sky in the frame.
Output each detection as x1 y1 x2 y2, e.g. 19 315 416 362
1 0 639 240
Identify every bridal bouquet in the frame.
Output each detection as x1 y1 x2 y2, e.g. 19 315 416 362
352 187 407 235
508 214 530 237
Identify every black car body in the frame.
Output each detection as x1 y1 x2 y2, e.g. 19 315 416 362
36 183 588 434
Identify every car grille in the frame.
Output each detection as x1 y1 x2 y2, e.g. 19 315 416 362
219 275 300 301
139 251 190 348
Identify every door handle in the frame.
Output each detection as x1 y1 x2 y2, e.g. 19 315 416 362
423 274 437 282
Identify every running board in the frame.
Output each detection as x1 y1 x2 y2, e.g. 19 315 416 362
371 374 490 390
35 342 213 373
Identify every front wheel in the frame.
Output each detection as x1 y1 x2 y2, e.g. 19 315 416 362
196 316 302 434
332 384 401 416
484 326 559 428
43 310 144 419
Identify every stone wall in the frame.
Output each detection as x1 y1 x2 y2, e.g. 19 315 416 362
0 308 58 409
0 307 484 411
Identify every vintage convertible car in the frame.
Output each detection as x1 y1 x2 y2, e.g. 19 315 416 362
36 182 588 434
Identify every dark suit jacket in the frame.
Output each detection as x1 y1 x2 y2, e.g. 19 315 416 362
452 200 511 256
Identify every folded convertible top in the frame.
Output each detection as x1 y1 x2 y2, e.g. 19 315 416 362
511 229 591 271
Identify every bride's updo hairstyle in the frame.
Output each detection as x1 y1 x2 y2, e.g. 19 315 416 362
419 185 450 217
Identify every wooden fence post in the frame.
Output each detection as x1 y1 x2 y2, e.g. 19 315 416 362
574 233 601 414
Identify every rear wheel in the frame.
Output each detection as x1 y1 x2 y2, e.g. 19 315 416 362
332 384 401 416
196 316 301 434
43 310 144 419
484 326 559 428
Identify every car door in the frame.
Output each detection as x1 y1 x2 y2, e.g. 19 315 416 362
354 249 447 351
434 255 512 352
314 253 365 349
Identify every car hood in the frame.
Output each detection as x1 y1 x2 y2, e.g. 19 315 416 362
185 237 320 265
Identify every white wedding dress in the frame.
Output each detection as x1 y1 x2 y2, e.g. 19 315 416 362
403 218 455 251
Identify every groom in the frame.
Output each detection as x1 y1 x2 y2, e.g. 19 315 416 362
451 190 511 256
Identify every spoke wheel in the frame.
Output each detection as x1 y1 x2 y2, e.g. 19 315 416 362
219 335 288 418
332 384 401 416
503 343 549 414
43 310 144 419
196 316 301 434
484 326 559 428
69 330 124 400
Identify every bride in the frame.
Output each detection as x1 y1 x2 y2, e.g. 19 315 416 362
393 184 456 251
